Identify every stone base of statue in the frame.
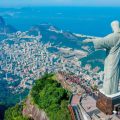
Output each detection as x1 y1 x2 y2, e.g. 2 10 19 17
96 89 120 115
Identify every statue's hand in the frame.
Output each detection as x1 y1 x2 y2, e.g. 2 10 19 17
83 39 93 43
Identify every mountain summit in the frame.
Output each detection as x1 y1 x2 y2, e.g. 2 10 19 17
0 16 17 33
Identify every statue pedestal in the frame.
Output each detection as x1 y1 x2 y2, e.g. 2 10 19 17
96 90 120 115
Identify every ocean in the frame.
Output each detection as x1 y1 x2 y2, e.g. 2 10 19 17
1 7 120 37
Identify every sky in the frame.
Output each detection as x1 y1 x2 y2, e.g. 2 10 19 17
1 0 120 7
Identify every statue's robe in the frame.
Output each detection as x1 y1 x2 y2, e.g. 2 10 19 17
93 32 120 95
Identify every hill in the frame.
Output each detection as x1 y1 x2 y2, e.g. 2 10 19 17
4 73 71 120
0 16 17 33
28 24 86 49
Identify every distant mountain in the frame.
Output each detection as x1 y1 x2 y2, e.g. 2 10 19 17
28 24 87 49
5 25 17 33
28 23 105 69
0 16 5 32
0 16 5 26
0 16 17 33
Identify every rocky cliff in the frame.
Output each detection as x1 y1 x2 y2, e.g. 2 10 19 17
23 98 48 120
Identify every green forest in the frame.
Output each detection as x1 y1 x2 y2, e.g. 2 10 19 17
5 104 28 120
5 73 71 120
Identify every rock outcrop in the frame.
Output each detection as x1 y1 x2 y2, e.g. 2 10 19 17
23 98 48 120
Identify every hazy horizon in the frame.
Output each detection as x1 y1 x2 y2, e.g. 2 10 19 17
1 0 120 7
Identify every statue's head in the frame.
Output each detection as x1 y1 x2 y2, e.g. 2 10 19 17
111 21 120 33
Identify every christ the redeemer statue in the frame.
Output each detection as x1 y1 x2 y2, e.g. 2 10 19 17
83 21 120 95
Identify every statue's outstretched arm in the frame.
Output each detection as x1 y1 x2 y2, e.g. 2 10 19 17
83 33 118 49
83 37 108 49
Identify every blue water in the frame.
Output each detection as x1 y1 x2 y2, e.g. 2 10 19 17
1 7 120 37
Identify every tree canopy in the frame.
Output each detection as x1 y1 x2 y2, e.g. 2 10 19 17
5 73 71 120
31 73 71 120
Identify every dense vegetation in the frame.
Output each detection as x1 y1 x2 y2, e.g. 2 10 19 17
31 73 71 120
4 73 71 120
4 104 28 120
